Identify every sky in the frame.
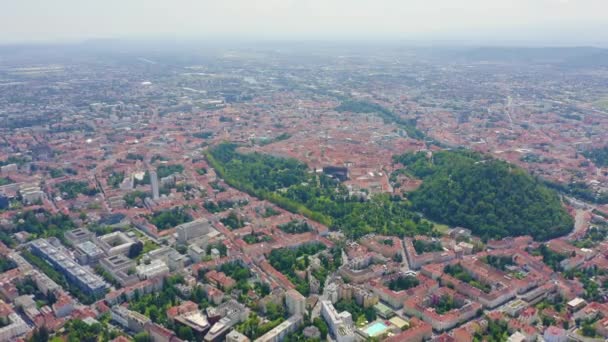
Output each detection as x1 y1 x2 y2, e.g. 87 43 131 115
2 0 608 46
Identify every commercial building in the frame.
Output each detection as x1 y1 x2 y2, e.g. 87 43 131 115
204 300 249 342
204 317 234 342
188 244 206 263
176 218 212 244
97 231 136 256
175 311 210 337
136 259 170 280
100 254 139 286
567 297 587 312
29 239 109 296
75 240 105 265
65 228 95 245
142 246 187 271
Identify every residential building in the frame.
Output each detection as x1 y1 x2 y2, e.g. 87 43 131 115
29 239 109 296
226 330 250 342
254 314 302 342
321 300 355 342
0 301 30 341
543 326 568 342
285 289 306 316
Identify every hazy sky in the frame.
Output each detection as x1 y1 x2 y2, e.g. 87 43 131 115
2 0 608 45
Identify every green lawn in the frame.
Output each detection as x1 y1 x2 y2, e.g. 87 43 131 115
429 220 450 235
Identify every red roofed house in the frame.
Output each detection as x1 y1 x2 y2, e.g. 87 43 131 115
205 270 236 291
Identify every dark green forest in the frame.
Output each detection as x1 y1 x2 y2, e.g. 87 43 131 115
395 150 573 240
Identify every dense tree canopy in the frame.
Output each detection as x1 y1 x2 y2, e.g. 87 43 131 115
107 171 125 189
56 180 98 199
156 164 184 178
62 319 121 342
207 143 434 238
0 209 76 246
544 180 608 204
583 145 608 167
268 243 326 296
123 190 150 208
395 150 573 241
444 263 491 293
432 294 460 315
413 239 443 254
482 255 515 271
473 319 509 342
335 99 425 140
129 275 184 326
278 220 312 234
0 258 17 273
387 275 420 291
334 298 376 324
148 207 192 230
220 211 246 229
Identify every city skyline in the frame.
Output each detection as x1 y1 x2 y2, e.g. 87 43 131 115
1 3 608 341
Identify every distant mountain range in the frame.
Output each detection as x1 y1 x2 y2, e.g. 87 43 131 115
1 40 607 69
431 46 608 67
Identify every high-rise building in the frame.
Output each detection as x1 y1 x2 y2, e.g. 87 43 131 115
150 170 159 200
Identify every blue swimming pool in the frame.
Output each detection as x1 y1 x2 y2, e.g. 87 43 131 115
364 321 389 337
